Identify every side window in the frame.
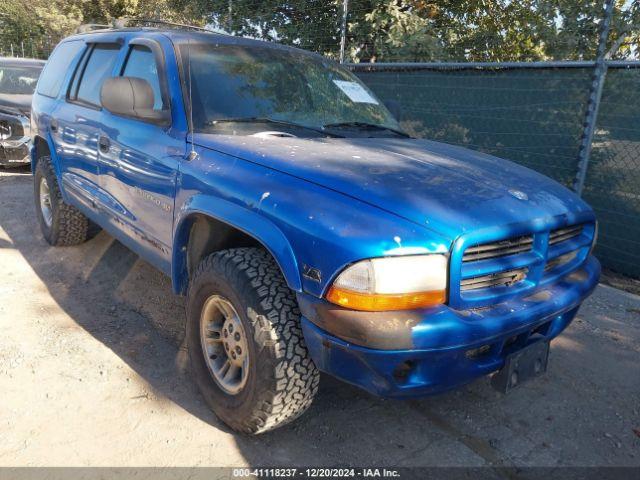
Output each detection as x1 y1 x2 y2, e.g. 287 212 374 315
37 41 84 98
121 45 164 110
71 44 121 107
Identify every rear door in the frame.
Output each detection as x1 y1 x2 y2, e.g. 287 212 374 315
97 37 184 271
53 42 122 211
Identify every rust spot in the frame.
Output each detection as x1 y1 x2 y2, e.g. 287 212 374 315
524 290 552 302
568 269 588 282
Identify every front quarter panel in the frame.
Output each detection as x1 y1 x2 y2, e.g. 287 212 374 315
174 142 452 297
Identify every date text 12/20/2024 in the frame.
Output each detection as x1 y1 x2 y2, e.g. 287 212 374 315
233 468 401 478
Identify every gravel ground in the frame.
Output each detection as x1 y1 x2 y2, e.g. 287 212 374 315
0 168 639 468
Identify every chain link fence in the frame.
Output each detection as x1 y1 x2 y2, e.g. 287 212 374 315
352 60 640 277
344 1 640 277
584 63 640 276
0 37 55 59
1 0 639 277
352 63 592 185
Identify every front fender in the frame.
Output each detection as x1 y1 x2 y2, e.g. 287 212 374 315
31 133 57 166
172 193 301 295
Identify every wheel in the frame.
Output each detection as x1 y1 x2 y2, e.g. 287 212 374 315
34 156 91 246
186 247 320 434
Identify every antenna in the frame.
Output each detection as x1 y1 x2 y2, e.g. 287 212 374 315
187 37 198 161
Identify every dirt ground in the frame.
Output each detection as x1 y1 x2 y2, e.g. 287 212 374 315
602 269 640 297
1 168 639 468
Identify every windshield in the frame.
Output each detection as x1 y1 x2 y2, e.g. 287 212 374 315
180 43 402 137
0 66 41 95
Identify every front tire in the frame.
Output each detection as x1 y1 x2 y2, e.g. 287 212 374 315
186 248 319 434
34 156 91 246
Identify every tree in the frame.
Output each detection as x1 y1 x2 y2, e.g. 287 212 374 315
1 0 637 61
180 0 639 62
0 0 198 58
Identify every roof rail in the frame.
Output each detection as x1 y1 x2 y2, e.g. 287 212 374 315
116 17 216 33
75 23 111 34
74 18 220 36
76 17 220 35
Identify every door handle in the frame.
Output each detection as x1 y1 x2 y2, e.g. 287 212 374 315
50 119 58 132
98 136 110 153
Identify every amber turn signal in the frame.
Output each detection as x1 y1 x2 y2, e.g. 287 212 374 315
326 286 446 312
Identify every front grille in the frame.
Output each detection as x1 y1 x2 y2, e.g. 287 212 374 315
454 222 594 306
549 225 583 245
461 268 528 291
463 235 533 262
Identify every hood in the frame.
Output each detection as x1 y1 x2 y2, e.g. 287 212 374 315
0 94 32 116
194 134 592 240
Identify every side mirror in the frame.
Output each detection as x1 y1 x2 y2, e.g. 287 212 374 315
100 77 170 125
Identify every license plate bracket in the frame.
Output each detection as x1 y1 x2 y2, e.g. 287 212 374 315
491 339 550 393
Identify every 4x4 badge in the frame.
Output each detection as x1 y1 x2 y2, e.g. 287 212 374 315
302 264 322 282
509 189 528 201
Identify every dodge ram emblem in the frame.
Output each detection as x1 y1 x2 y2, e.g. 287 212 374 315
509 189 528 201
0 121 11 141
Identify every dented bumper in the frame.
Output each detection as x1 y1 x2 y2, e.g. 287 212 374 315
298 255 600 397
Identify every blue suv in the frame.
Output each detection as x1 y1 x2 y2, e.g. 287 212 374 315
31 26 600 434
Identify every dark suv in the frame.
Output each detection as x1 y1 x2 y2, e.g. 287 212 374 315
31 27 600 434
0 57 44 166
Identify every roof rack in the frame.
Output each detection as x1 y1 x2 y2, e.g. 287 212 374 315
75 23 111 34
121 18 216 33
74 18 217 35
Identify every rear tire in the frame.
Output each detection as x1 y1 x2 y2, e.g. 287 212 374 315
186 247 319 434
34 156 91 246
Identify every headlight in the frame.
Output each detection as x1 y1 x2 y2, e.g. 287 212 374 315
326 255 448 311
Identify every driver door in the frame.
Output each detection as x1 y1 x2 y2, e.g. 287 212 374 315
98 38 184 272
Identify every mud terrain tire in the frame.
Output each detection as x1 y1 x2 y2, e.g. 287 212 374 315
34 156 91 246
186 247 320 434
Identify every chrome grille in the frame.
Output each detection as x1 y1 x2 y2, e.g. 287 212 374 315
463 235 533 262
455 222 593 306
460 268 528 291
549 225 583 245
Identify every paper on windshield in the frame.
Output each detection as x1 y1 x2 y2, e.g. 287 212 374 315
333 80 379 104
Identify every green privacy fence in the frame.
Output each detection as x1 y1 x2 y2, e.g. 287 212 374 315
352 61 640 278
585 64 640 276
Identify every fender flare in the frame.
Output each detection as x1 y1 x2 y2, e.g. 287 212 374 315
32 133 63 179
171 193 302 295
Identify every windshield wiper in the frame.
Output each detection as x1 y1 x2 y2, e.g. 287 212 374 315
323 121 411 138
206 117 343 137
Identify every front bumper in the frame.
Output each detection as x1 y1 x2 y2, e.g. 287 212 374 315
0 139 31 165
298 255 600 397
0 110 31 166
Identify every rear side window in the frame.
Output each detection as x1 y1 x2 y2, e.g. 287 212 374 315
36 41 84 98
122 45 164 110
71 44 121 107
